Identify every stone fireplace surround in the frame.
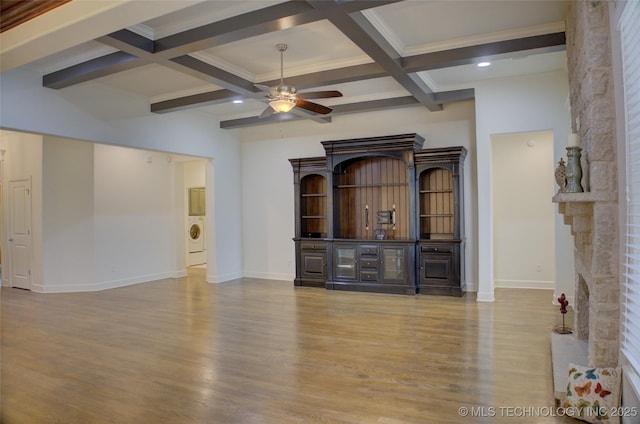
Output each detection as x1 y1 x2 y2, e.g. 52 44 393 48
553 192 618 368
552 1 619 371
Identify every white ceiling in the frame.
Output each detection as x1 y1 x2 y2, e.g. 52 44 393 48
2 0 570 127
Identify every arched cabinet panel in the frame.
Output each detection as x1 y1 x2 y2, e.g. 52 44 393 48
333 157 409 240
300 174 328 238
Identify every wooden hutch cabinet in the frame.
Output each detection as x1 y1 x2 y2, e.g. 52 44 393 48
291 134 466 296
415 147 467 296
290 157 329 287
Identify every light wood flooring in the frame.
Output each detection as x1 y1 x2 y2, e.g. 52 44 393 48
1 269 578 423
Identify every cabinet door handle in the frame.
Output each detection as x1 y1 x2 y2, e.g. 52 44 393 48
391 204 396 229
365 205 369 230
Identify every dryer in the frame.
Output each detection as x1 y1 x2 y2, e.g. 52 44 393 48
188 216 205 253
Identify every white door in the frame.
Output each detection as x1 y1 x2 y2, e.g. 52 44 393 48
8 178 32 290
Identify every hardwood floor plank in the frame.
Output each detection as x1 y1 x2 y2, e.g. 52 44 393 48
1 272 577 423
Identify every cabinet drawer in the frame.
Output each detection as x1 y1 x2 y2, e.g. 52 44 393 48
301 242 326 250
360 270 379 282
420 245 451 254
360 245 378 255
360 258 379 268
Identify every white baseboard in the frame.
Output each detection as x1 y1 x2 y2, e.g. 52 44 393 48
208 270 243 283
242 271 295 281
476 290 496 302
35 272 175 293
173 269 188 278
495 279 555 290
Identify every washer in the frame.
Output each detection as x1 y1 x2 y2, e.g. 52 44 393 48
188 216 205 253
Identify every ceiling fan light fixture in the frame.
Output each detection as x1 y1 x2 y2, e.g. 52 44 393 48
269 98 296 113
256 43 341 118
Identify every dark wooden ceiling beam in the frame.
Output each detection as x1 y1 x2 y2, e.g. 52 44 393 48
151 89 242 114
306 0 441 112
43 51 141 89
259 62 387 91
100 29 154 54
433 88 476 104
220 110 332 129
43 30 156 89
403 32 566 72
154 1 320 56
329 96 420 114
154 2 401 57
170 55 261 97
219 96 419 129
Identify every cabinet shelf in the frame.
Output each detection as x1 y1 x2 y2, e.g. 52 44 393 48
336 183 408 189
301 193 327 198
419 189 453 194
420 214 453 218
302 215 327 219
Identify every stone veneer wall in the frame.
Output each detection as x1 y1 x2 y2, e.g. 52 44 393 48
559 0 619 368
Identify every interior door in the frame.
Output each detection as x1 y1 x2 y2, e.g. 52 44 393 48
8 178 32 290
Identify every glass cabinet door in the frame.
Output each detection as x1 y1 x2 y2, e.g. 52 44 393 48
335 246 356 279
382 247 405 282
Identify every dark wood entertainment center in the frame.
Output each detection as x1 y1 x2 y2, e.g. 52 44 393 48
290 133 466 296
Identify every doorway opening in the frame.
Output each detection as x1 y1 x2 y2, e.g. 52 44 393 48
491 130 556 290
184 160 208 270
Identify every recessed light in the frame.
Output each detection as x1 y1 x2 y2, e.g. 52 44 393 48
477 61 491 68
232 99 243 104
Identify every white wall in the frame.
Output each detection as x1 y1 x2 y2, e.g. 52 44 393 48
42 136 94 291
475 70 573 302
239 101 478 287
0 66 244 286
93 144 176 289
208 147 243 283
492 131 556 289
172 161 187 277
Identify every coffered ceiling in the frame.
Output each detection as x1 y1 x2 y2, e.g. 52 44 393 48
0 0 570 129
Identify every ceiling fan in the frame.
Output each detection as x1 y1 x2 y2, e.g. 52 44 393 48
255 44 343 118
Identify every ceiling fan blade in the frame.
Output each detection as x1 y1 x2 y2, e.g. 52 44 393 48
297 90 343 100
296 98 333 115
259 105 275 118
254 84 271 92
